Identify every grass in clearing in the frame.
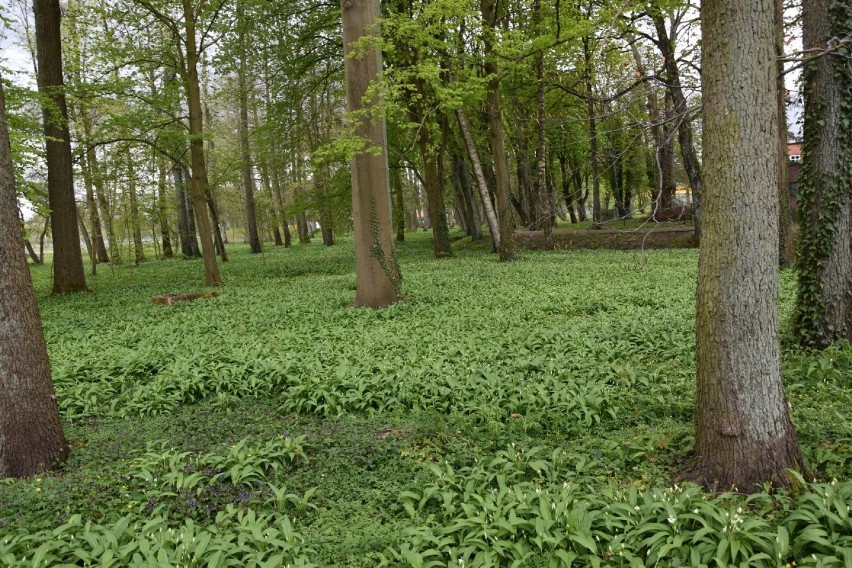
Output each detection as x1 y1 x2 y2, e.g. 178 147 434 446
0 232 848 567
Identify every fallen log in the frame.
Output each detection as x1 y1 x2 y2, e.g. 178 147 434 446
151 291 220 305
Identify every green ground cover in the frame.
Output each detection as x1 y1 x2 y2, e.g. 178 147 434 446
1 233 849 567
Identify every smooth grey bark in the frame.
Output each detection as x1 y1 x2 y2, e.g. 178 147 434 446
341 0 401 307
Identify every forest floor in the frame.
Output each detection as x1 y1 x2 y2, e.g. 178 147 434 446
1 232 849 567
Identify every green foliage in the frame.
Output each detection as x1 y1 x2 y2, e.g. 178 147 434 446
381 449 851 567
4 233 849 566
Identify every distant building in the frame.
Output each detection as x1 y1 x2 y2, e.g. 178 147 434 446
787 142 802 216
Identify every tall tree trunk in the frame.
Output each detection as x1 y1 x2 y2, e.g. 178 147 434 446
238 0 262 254
652 14 703 235
456 108 500 251
79 141 109 264
775 0 794 267
390 165 406 242
558 153 578 223
582 36 602 228
656 91 677 216
0 76 69 479
156 160 174 259
480 0 515 261
270 160 291 248
20 213 42 264
33 0 86 294
453 150 482 241
794 0 852 347
180 0 221 286
416 123 452 256
126 151 145 264
76 206 93 271
687 0 804 491
534 0 553 247
341 0 401 307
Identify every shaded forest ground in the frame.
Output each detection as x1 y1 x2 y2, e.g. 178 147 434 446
0 232 848 567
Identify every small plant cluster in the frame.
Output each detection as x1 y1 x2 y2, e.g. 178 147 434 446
382 444 852 567
127 436 312 520
0 436 316 567
0 508 315 567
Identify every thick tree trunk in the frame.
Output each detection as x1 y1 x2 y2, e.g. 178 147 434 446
656 92 678 217
481 0 515 261
341 0 401 307
0 77 69 479
794 0 852 347
687 0 804 491
180 0 221 285
33 0 86 294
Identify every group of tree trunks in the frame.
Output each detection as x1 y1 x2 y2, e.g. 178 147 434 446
2 0 849 495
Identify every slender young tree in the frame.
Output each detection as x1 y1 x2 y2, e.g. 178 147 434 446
480 0 515 260
33 0 87 294
794 0 851 348
0 76 69 479
687 0 804 491
342 0 401 308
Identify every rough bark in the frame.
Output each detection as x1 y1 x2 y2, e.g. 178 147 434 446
341 0 401 307
686 0 804 492
180 0 221 285
0 76 69 479
481 0 515 261
33 0 86 294
794 0 852 347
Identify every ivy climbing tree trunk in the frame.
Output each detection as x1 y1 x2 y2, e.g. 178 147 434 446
0 76 69 479
794 0 852 347
342 0 401 308
686 0 804 491
34 0 87 294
